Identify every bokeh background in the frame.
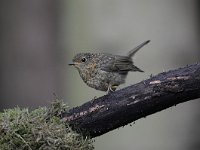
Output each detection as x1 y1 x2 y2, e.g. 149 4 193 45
0 0 199 150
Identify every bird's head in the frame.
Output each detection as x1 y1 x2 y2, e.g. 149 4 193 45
69 53 93 71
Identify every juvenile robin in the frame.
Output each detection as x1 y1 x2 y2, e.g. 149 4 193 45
69 40 150 93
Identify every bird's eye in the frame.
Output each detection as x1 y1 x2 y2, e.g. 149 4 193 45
81 57 86 62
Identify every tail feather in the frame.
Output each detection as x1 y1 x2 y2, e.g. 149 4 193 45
131 65 144 72
127 40 150 57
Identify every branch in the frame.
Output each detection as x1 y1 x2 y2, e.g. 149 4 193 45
62 63 200 138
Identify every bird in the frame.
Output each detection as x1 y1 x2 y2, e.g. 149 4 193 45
69 40 150 93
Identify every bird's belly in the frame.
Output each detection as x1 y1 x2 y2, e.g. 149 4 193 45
85 70 127 91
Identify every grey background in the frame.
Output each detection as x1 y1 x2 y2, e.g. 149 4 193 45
0 0 199 150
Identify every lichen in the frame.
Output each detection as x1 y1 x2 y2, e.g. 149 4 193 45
0 100 94 150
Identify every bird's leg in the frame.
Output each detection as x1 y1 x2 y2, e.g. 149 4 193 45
106 85 114 94
106 84 118 94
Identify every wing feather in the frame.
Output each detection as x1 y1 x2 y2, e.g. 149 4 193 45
100 55 143 73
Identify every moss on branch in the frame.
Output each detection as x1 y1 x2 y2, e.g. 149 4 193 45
0 100 94 150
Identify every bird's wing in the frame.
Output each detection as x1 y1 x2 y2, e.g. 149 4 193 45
100 55 143 73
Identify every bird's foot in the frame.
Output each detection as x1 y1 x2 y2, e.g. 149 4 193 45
106 85 118 94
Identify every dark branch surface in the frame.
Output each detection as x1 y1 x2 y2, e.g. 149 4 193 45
62 63 200 138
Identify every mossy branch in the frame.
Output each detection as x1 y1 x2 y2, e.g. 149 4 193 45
0 101 94 150
62 63 200 138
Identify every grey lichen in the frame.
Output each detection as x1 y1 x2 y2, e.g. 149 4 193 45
0 100 94 150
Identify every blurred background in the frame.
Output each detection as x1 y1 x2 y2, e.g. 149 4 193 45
0 0 199 149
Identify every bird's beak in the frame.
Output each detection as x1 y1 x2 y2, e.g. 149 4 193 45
68 63 75 66
68 62 80 66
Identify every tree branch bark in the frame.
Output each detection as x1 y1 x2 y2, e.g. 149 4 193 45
62 63 200 138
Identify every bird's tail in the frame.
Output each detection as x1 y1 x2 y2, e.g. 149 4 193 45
127 40 150 58
131 65 144 72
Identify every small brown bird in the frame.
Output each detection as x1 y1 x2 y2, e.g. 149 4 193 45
69 40 150 93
